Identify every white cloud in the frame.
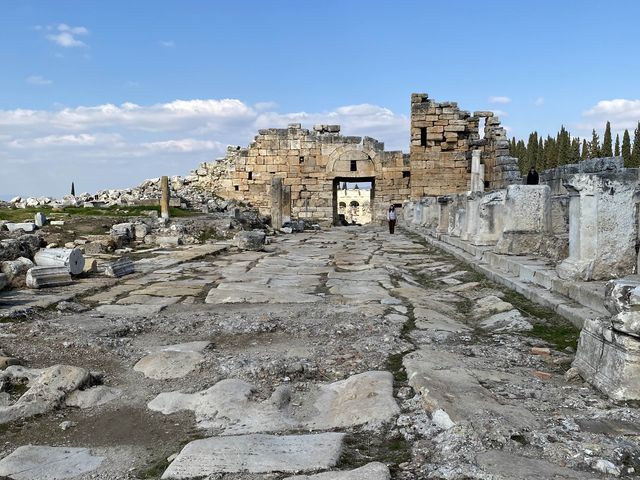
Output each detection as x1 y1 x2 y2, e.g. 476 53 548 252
534 97 544 106
488 96 512 104
159 40 175 48
575 98 640 137
26 75 52 86
44 23 89 48
0 98 408 198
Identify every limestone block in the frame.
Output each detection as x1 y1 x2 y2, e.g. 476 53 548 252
573 317 640 401
26 266 73 288
34 212 47 227
233 230 266 251
6 222 37 233
110 222 133 240
34 248 85 275
557 172 638 281
284 462 390 480
470 190 506 246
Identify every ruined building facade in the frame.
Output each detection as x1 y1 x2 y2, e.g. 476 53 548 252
193 92 520 225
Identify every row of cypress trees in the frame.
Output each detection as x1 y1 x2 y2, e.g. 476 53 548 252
510 121 640 174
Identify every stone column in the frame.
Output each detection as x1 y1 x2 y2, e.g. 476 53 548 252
557 172 638 280
160 176 170 220
470 150 484 193
495 185 551 255
271 177 283 229
436 196 452 234
282 186 292 224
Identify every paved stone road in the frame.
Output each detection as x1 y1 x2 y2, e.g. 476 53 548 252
1 226 638 479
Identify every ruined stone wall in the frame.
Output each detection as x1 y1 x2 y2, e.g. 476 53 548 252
200 124 408 225
409 93 519 195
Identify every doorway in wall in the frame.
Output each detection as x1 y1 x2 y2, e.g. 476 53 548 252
333 177 375 226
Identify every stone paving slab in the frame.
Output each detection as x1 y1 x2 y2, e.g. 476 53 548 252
0 445 103 479
161 433 345 478
284 462 391 479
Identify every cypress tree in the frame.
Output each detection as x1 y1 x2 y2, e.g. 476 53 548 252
557 126 571 165
590 129 600 158
622 129 632 166
602 121 613 157
537 137 545 170
546 136 558 168
526 132 538 169
71 182 75 196
581 139 589 160
615 134 620 157
570 138 581 163
631 122 640 168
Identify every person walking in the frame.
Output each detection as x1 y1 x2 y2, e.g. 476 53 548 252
387 204 397 234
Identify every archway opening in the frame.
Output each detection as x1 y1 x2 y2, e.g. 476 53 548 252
333 177 374 226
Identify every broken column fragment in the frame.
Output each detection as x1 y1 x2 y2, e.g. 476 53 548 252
26 266 73 289
1 257 34 288
436 196 452 234
34 248 85 275
104 257 135 278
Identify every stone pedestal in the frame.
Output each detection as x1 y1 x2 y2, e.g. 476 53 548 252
573 317 640 401
557 172 638 281
573 278 640 401
460 193 482 241
495 185 551 255
470 190 506 246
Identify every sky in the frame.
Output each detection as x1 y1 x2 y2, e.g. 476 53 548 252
2 0 640 199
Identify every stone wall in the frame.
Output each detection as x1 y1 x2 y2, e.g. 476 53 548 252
188 92 521 226
409 93 520 196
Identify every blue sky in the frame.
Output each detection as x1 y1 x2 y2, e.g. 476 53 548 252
2 0 640 198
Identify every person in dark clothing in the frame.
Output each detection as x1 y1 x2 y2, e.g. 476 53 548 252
387 205 397 234
526 167 539 185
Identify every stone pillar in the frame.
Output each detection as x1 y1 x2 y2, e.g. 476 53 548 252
271 177 283 229
495 185 551 255
470 190 506 246
557 172 638 280
573 278 640 401
470 150 484 193
160 176 170 220
282 186 292 224
436 196 452 234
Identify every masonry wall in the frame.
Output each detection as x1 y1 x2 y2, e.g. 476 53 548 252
409 93 519 195
194 92 521 225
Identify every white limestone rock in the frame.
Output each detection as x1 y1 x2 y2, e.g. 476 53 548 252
479 310 533 332
149 371 399 433
65 385 122 409
161 433 345 478
0 445 103 479
134 341 210 380
233 230 266 251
